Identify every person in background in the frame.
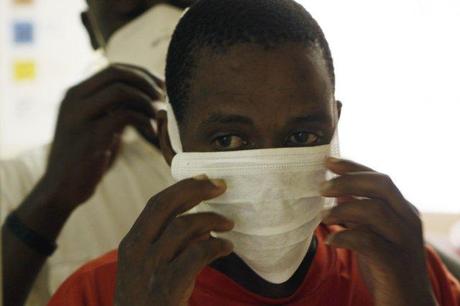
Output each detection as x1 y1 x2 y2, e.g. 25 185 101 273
48 0 460 305
1 1 193 305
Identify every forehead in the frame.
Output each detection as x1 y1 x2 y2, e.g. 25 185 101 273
184 43 333 127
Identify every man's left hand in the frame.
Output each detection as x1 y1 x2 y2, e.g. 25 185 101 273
321 157 438 306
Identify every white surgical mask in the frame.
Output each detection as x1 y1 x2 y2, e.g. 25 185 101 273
166 103 339 284
104 4 183 78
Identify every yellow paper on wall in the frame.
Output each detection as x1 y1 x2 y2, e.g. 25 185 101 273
14 61 36 81
14 0 34 4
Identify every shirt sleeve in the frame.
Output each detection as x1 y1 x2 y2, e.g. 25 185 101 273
47 270 89 306
426 245 460 306
47 251 117 306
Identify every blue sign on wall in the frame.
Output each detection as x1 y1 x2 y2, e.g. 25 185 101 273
13 21 34 44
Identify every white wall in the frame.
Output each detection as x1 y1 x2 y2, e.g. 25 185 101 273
299 0 460 213
0 0 459 213
0 0 93 159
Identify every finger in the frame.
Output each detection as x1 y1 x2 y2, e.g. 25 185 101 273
93 109 154 144
133 122 159 149
124 177 227 250
326 228 395 261
325 157 375 175
150 212 234 263
323 199 403 244
170 238 233 286
66 65 161 100
104 133 122 170
116 63 166 91
321 172 414 218
80 83 156 120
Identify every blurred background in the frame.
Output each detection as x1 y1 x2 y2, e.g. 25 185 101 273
0 0 459 253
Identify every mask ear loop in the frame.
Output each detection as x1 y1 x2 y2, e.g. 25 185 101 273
323 127 341 210
329 127 340 158
166 99 184 153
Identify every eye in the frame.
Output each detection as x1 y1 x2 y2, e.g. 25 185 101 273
213 135 247 151
287 132 320 146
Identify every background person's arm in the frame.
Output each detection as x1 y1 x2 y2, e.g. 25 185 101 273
2 65 163 306
2 178 73 306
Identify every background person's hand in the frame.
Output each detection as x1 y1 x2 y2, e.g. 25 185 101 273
321 158 438 306
115 176 234 306
43 64 164 212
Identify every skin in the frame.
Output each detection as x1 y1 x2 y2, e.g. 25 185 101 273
114 43 439 305
2 1 189 305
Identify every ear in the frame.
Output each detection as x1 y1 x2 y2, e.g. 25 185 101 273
156 110 176 166
336 100 343 120
81 11 101 50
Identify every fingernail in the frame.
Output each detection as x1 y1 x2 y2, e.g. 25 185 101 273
210 179 226 189
325 234 333 245
193 174 209 181
193 175 226 189
327 157 341 163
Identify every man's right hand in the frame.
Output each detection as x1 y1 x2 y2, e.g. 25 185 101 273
115 176 234 306
42 65 164 213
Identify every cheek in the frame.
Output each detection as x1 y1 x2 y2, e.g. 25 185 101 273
182 140 212 152
179 125 211 153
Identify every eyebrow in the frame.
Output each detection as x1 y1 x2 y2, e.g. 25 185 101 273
198 111 329 130
198 112 254 129
288 114 329 125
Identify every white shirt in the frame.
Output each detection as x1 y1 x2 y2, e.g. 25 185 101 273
0 134 174 305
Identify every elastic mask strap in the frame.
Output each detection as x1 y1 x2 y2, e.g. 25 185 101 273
329 127 341 158
166 100 183 153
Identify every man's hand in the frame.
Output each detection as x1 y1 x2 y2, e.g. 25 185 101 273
43 64 164 212
321 157 438 306
3 65 165 306
115 176 234 306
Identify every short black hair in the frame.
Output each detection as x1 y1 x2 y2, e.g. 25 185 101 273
166 0 335 123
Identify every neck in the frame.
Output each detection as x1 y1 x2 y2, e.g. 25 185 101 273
209 236 317 299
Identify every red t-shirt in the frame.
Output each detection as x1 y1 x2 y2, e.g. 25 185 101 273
48 225 460 306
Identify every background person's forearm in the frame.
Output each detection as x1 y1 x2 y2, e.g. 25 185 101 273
2 177 74 306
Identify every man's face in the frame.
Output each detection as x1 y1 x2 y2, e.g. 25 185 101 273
178 43 338 153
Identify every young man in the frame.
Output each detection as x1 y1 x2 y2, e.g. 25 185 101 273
1 1 192 305
48 0 460 305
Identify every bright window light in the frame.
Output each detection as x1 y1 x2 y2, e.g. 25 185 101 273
298 0 460 213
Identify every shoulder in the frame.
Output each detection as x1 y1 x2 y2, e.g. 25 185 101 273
48 250 119 306
425 245 460 305
75 249 118 275
317 225 460 305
